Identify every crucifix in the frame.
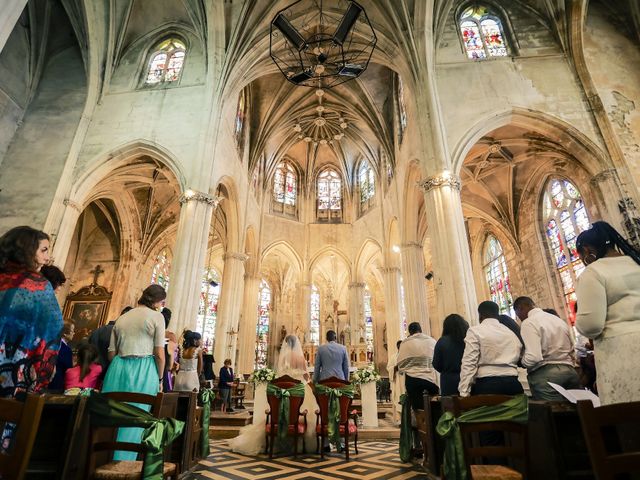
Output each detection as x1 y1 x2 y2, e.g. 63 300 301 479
90 264 104 286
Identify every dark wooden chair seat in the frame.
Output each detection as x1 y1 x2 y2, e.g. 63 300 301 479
470 464 522 479
265 375 307 459
94 460 177 479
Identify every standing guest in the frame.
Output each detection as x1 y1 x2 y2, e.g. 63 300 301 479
575 221 640 405
0 226 63 398
398 322 439 410
386 340 405 425
64 342 102 393
459 301 523 397
219 359 235 413
40 265 66 292
89 306 133 376
161 308 178 392
433 314 469 396
174 330 202 392
102 285 166 460
313 330 350 383
513 296 580 401
49 322 75 391
202 350 215 387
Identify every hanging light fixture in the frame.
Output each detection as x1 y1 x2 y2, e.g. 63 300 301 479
270 0 377 88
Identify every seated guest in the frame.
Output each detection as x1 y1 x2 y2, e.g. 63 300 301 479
64 342 102 394
513 296 580 401
433 314 469 396
219 358 235 413
398 322 438 410
89 306 133 376
49 322 75 391
459 301 523 397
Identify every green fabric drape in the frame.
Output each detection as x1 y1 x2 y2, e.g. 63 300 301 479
314 383 356 446
435 395 529 480
87 392 185 480
399 393 412 463
266 382 306 444
198 388 215 458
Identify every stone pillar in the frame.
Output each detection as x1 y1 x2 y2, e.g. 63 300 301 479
382 267 403 358
213 251 247 371
348 282 365 346
400 242 430 334
419 173 478 324
0 0 26 54
51 199 83 268
237 275 261 375
166 191 218 333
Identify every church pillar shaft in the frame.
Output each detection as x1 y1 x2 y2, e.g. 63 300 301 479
382 267 402 357
237 275 261 375
298 282 312 342
0 0 26 55
51 200 82 268
400 242 429 333
348 282 365 345
420 174 478 324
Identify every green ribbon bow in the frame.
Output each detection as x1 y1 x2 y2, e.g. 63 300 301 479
266 382 306 444
398 393 412 463
436 395 528 480
198 388 215 458
314 383 356 446
87 392 185 480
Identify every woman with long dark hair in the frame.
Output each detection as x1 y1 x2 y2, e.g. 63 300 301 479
173 330 202 392
432 314 469 396
575 221 640 404
64 342 102 393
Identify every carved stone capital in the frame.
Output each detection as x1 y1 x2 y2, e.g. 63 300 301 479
379 267 401 274
348 282 366 289
179 190 222 208
223 252 249 262
418 173 461 193
401 242 423 250
63 199 82 213
590 168 619 185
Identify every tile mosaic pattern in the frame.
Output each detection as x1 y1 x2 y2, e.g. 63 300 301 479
184 440 427 480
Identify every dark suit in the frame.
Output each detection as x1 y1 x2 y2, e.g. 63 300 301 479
89 321 115 373
50 340 72 390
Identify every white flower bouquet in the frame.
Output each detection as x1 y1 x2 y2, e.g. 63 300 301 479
248 367 276 384
351 364 382 385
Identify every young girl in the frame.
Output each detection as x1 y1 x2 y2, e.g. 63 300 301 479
174 330 203 392
64 342 103 394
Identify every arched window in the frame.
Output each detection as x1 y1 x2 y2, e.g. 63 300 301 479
363 287 374 354
460 6 508 59
144 38 186 85
542 178 591 320
255 279 271 369
150 248 171 290
196 268 220 351
397 75 407 142
358 161 376 213
483 235 514 316
317 169 342 222
400 275 407 336
235 90 246 142
272 161 297 217
310 284 320 345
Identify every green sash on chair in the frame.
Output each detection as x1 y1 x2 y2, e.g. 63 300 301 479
398 393 412 463
87 392 185 480
314 383 356 446
198 388 215 458
266 382 306 444
436 395 528 480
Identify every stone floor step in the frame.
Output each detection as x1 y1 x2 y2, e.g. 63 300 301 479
210 411 252 427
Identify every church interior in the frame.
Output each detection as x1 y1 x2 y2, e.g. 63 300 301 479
1 0 640 478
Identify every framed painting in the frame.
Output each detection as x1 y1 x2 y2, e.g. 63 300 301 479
63 283 112 342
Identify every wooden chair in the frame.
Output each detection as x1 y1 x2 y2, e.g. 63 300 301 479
440 395 527 480
265 375 307 459
86 392 178 479
577 399 640 479
314 376 358 460
422 394 446 476
232 381 246 409
0 394 45 480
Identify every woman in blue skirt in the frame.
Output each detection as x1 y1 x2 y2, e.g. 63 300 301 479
102 284 166 460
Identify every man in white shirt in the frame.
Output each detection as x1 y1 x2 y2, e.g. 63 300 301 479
458 301 523 397
398 322 438 410
513 296 580 401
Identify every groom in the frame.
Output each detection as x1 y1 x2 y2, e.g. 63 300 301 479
313 330 350 383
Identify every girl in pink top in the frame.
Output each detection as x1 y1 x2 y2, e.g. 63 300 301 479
65 342 103 393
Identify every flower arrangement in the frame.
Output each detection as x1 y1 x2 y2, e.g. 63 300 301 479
248 367 276 384
351 364 381 385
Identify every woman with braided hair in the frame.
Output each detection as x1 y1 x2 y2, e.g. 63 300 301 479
575 221 640 404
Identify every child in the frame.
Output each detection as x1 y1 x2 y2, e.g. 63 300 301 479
218 358 234 413
64 342 102 394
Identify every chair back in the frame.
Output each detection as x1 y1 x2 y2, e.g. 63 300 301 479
577 399 640 480
0 394 45 480
104 391 164 416
266 375 305 426
315 376 353 424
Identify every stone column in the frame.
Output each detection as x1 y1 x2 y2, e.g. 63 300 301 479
381 267 403 358
419 173 478 324
237 275 261 375
51 199 83 268
0 0 26 54
400 242 430 334
348 282 366 345
166 191 218 333
213 251 247 371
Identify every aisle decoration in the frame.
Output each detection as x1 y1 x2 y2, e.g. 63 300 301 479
315 383 356 445
266 382 306 443
198 387 215 457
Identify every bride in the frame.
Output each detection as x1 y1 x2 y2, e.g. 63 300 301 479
229 335 319 455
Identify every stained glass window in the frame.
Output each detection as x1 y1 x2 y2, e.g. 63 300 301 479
310 284 320 345
397 76 407 141
542 178 591 322
483 235 514 317
274 162 297 206
150 248 171 291
400 275 407 336
363 287 374 353
196 268 220 351
235 90 246 141
317 169 342 222
255 279 270 369
358 161 375 212
460 7 508 59
145 38 186 85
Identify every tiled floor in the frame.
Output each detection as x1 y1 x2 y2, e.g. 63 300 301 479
184 440 427 479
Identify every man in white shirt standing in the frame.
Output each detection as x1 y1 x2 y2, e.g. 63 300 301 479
398 322 438 410
514 296 580 401
459 301 523 397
